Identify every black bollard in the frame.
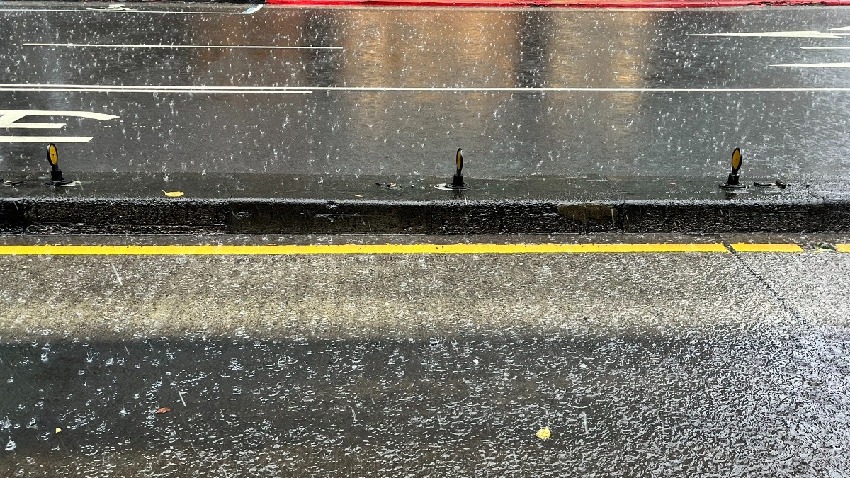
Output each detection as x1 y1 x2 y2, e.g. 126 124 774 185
721 147 745 190
46 143 72 186
450 148 466 189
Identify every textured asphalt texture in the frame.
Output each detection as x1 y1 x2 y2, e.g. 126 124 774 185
1 235 849 476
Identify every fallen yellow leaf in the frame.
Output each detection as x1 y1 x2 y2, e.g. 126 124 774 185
163 191 184 198
536 426 551 440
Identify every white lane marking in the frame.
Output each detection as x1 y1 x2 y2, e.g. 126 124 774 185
0 7 235 14
0 85 313 94
691 31 843 39
243 4 263 14
83 5 236 14
0 110 119 129
24 43 342 50
277 86 850 93
801 46 850 49
771 63 850 68
5 84 850 94
0 9 87 12
829 26 850 31
0 136 93 143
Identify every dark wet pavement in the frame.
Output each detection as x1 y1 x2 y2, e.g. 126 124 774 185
1 236 850 475
2 330 849 476
2 2 850 474
2 5 850 182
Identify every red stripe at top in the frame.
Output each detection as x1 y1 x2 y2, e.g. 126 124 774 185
266 0 850 7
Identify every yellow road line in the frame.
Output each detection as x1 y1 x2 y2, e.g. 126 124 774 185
0 243 732 255
730 243 804 253
0 243 819 255
836 244 850 253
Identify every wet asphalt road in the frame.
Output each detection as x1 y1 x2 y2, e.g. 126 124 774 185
3 3 850 476
1 234 850 476
1 5 850 181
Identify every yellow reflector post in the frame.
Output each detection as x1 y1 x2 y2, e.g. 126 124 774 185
47 143 59 166
731 147 742 172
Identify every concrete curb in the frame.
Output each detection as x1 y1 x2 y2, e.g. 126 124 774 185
2 197 849 234
2 173 846 234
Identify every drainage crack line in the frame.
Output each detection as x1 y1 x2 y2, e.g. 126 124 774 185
724 242 807 324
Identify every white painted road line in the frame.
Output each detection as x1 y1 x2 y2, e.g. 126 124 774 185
0 110 119 129
5 84 850 94
0 85 313 94
299 86 850 93
801 46 850 50
0 8 233 14
690 30 843 39
0 136 93 143
771 63 850 68
24 43 342 50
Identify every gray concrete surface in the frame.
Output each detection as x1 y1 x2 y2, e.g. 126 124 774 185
0 243 796 341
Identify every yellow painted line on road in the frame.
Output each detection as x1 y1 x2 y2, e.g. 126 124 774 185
0 243 731 255
835 244 850 253
730 243 804 253
0 243 817 255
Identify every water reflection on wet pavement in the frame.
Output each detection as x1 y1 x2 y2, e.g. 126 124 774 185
2 327 849 476
2 7 850 179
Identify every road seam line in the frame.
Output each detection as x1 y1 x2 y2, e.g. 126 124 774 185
724 241 808 324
